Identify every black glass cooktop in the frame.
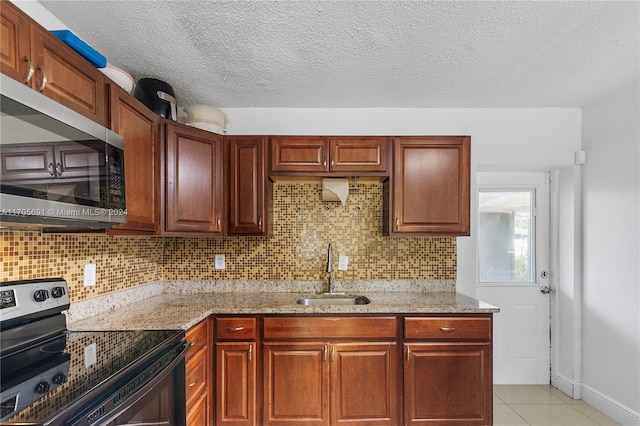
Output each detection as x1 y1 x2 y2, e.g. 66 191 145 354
1 329 183 424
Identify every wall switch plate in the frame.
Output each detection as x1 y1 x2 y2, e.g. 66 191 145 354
84 343 97 368
338 255 349 271
215 254 225 270
84 263 96 287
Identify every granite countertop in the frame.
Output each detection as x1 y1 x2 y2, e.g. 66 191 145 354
67 290 499 332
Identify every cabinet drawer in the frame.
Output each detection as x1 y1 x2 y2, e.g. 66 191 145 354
185 347 208 405
263 316 397 340
186 319 209 358
216 317 257 340
404 317 491 340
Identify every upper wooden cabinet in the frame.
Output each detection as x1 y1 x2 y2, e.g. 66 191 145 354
270 136 389 176
107 83 160 235
384 136 470 236
1 0 106 125
163 122 224 235
228 136 270 236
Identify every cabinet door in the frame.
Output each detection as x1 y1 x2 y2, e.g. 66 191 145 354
331 342 399 426
388 136 470 236
0 0 30 82
165 123 224 234
263 342 330 426
328 137 389 173
186 392 209 426
108 84 159 234
228 136 269 235
270 136 328 173
216 342 256 426
404 343 492 426
29 25 106 125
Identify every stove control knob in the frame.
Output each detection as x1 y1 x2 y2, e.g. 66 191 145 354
51 287 66 298
52 373 67 385
33 289 50 302
35 381 50 394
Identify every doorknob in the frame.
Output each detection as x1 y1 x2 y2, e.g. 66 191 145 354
540 286 553 294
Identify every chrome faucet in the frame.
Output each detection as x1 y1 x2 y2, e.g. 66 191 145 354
326 243 335 293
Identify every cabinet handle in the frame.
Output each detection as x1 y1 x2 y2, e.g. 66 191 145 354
258 216 262 229
323 345 328 362
439 327 456 333
189 377 199 387
23 56 35 84
48 163 55 176
331 159 334 167
331 345 336 363
37 65 47 92
248 344 253 362
323 159 327 167
217 217 221 228
406 346 411 362
396 217 399 230
55 163 62 176
227 326 244 332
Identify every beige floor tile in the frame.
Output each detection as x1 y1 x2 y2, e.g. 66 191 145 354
541 384 585 405
494 404 530 426
494 385 567 405
495 391 506 404
573 404 622 426
510 404 600 426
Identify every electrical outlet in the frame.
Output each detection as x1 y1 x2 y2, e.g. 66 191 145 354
338 255 349 271
84 343 97 368
84 263 96 287
215 254 225 270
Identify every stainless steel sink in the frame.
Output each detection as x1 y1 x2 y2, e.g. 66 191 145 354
296 294 371 306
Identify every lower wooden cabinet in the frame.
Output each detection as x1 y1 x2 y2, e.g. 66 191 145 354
208 314 492 426
186 318 213 426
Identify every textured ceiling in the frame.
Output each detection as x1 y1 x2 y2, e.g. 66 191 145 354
40 1 639 108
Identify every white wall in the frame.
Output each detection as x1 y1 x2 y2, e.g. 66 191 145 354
580 80 640 423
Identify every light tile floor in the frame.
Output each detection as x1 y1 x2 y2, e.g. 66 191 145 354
494 385 621 426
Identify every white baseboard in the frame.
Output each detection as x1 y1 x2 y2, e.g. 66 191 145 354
580 384 640 426
553 374 581 399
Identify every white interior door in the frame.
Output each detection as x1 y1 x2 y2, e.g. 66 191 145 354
476 172 551 384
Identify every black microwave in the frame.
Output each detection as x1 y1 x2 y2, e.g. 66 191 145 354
0 74 126 230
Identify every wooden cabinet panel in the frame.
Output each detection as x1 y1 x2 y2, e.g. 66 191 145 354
331 342 399 426
328 137 389 173
107 83 159 234
263 342 330 425
216 342 256 426
185 318 212 426
0 0 30 82
165 122 224 234
386 136 470 236
216 317 257 340
263 316 397 340
269 136 389 176
186 391 209 426
404 342 492 425
405 317 492 341
228 136 269 235
270 136 328 173
1 1 106 124
185 346 208 405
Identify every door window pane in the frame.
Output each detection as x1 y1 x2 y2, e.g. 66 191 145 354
478 190 534 283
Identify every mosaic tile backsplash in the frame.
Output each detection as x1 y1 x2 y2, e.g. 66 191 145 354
1 183 457 301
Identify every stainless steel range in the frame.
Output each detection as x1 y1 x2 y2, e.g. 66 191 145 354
0 279 188 425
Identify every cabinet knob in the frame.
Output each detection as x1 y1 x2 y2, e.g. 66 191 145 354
323 159 327 167
23 56 34 84
55 163 62 176
48 163 55 176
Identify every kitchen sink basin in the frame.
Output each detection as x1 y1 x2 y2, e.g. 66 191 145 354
296 294 371 306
